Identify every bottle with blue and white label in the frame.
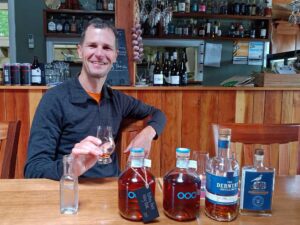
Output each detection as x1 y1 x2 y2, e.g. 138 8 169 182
163 147 201 221
205 128 239 221
118 147 156 221
240 148 275 216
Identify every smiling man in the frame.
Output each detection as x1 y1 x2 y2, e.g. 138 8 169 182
24 18 166 180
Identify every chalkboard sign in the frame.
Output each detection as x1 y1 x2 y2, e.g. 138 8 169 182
106 29 130 86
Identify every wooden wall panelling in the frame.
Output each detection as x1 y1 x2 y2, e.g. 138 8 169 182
160 91 182 176
0 90 6 121
264 91 282 123
14 90 30 178
5 90 17 121
252 91 265 123
136 90 163 177
217 91 236 123
181 91 201 152
198 91 218 156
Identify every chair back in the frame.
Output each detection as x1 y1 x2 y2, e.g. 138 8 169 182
0 120 21 178
116 118 148 172
213 123 300 175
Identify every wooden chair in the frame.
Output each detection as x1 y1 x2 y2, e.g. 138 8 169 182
0 121 21 178
116 118 148 172
212 123 300 175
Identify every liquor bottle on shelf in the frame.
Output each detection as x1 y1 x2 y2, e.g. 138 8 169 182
206 19 211 37
240 148 275 216
63 18 71 33
60 154 78 215
153 52 164 86
179 52 188 85
118 147 156 221
185 0 190 13
31 56 43 86
56 18 63 33
178 0 186 12
108 0 114 11
48 16 56 33
191 0 198 12
259 21 267 39
170 51 180 86
251 0 257 16
163 148 201 221
70 16 77 33
102 0 108 10
96 0 103 10
163 52 171 86
199 0 206 13
205 128 239 222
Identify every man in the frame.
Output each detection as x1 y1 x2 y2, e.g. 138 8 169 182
24 18 166 180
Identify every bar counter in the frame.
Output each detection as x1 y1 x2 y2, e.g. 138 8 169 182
0 176 299 225
1 85 300 178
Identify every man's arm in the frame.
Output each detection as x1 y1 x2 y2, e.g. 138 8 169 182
24 92 65 180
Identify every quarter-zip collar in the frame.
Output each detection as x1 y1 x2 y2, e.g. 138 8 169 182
69 77 112 104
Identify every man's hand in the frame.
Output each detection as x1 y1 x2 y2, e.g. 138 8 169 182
70 136 102 176
124 126 156 157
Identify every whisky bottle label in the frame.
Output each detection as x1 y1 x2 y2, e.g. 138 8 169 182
206 172 239 205
135 187 159 222
240 171 274 211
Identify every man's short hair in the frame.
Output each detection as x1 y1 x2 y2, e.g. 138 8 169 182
79 18 118 48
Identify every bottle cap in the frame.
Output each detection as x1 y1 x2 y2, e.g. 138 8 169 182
255 148 264 156
219 128 231 135
176 147 190 153
130 147 145 157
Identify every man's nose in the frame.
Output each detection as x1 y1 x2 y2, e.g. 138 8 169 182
95 47 104 57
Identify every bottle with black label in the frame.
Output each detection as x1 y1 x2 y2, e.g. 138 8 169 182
179 52 188 86
31 56 42 85
63 18 71 33
259 21 267 39
153 52 164 86
170 52 180 86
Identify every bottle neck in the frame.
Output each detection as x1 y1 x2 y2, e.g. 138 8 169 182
176 156 189 169
217 136 231 158
130 156 144 168
253 154 264 168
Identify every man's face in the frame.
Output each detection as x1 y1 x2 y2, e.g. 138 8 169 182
77 26 118 79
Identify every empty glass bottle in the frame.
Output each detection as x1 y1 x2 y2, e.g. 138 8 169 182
60 154 78 214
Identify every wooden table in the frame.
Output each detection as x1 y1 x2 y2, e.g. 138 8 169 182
0 176 299 225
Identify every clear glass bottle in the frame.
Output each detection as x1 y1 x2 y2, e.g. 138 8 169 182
60 154 78 214
205 128 239 222
163 148 201 221
240 148 275 216
118 148 156 221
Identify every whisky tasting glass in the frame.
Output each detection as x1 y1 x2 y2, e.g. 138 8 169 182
96 125 115 164
191 151 209 192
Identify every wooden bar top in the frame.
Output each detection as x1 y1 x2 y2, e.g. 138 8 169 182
2 85 300 91
0 176 299 225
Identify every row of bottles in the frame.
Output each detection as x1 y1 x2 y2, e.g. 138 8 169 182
148 0 272 16
152 50 189 86
58 0 115 11
1 56 44 86
117 128 275 222
47 15 114 34
144 18 268 39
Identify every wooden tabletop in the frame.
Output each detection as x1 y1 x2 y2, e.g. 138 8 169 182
0 176 299 225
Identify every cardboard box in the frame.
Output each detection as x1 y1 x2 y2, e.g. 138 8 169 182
255 72 300 87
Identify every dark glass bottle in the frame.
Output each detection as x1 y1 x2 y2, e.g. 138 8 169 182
63 18 71 33
153 52 164 86
163 148 201 221
179 52 188 86
259 21 267 39
31 56 42 85
170 52 180 86
163 52 170 86
118 148 156 221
